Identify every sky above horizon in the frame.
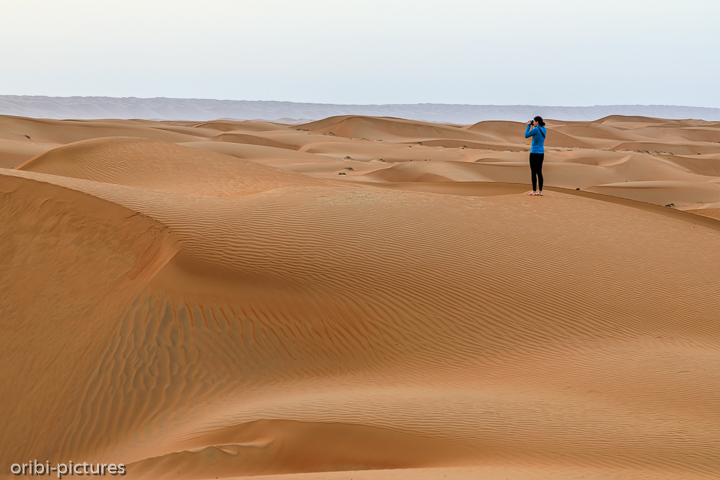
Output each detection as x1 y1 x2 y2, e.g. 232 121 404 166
1 0 718 107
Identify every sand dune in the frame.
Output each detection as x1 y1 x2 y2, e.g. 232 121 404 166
0 138 60 168
193 120 287 133
178 141 332 166
2 113 720 480
466 120 597 149
685 202 720 221
587 180 720 206
297 116 488 142
0 115 212 145
610 141 720 156
18 136 324 195
216 132 299 150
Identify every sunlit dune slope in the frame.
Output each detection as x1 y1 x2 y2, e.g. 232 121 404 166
587 180 720 205
193 120 288 133
686 205 720 220
216 132 298 149
0 138 60 168
297 115 493 142
17 136 325 195
178 141 333 166
0 115 214 144
2 163 720 479
0 171 180 477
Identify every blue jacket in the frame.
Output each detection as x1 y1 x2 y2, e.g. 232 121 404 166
525 124 547 154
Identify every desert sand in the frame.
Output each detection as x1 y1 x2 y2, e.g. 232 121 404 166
1 114 719 480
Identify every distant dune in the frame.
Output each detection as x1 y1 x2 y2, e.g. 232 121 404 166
2 95 720 123
2 113 720 480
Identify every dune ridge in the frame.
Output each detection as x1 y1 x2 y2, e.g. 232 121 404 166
2 113 720 480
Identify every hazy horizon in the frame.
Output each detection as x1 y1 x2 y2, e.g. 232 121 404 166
4 94 720 108
3 95 720 122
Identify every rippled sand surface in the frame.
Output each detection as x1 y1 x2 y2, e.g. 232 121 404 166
2 114 719 479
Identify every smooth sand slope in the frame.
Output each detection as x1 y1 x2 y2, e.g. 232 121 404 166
1 114 720 480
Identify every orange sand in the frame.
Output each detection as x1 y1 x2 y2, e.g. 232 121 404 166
1 114 719 480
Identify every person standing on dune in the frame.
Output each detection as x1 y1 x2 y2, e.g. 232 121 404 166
525 116 547 196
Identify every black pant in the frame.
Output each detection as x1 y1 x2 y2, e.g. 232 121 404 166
529 153 544 191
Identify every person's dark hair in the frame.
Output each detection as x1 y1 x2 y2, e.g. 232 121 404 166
534 116 546 127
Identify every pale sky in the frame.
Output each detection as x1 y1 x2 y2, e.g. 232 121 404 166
1 0 718 107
